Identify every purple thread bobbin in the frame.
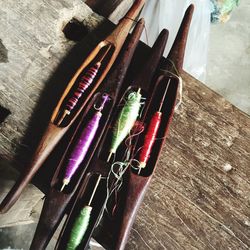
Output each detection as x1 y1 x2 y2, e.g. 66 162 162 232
61 94 110 191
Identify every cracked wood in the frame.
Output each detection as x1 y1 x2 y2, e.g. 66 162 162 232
0 0 249 249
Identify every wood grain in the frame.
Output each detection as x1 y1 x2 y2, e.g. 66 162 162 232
0 0 107 225
0 0 104 163
125 71 250 250
85 0 125 17
0 0 249 249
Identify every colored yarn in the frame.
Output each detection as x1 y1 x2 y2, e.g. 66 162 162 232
61 94 109 191
108 89 142 160
66 63 101 112
132 120 145 134
139 112 161 168
125 120 145 152
66 206 92 250
138 78 170 171
66 174 101 250
57 63 101 126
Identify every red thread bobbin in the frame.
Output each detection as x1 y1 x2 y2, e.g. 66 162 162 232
139 111 161 168
66 63 100 111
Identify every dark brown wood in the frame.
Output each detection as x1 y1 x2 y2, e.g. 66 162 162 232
56 171 108 250
123 70 250 250
1 1 250 249
115 173 151 249
113 76 179 250
165 4 194 72
0 0 145 213
56 28 169 250
29 19 145 250
99 6 194 249
85 0 125 18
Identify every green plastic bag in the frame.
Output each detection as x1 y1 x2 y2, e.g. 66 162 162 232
210 0 240 23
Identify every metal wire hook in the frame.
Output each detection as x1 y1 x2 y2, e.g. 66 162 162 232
94 93 110 111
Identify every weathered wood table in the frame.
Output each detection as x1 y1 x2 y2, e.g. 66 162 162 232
0 0 249 249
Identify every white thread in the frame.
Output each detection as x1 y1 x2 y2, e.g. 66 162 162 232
104 161 128 215
160 59 184 111
93 93 111 111
175 75 183 112
159 69 183 112
101 156 141 219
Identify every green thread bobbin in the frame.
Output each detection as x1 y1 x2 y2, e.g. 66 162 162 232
107 88 142 162
66 175 102 250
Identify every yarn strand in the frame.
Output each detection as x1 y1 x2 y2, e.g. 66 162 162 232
57 45 111 125
138 78 171 173
60 94 109 191
66 175 102 250
107 88 142 162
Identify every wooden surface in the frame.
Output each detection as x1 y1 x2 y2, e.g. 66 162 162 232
0 0 250 249
0 0 145 214
0 0 106 227
126 70 250 249
0 0 104 162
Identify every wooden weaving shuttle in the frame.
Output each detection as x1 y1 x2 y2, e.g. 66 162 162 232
112 5 194 250
113 75 179 250
56 168 109 250
0 0 145 213
164 4 194 72
103 28 169 163
57 5 193 250
56 27 169 250
29 19 145 250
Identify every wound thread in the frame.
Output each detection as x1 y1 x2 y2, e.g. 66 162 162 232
60 95 109 191
108 89 142 161
139 112 161 168
66 63 101 112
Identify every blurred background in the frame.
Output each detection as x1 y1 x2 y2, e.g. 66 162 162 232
140 0 249 114
206 0 250 114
